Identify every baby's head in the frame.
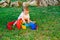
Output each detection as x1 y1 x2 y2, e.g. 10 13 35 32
23 7 29 14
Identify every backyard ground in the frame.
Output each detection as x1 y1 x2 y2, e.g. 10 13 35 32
0 6 60 40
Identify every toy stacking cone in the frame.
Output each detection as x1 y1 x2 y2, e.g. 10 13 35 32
25 23 29 27
16 18 23 30
7 21 15 30
22 25 26 29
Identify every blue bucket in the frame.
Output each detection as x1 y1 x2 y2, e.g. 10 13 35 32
29 22 37 30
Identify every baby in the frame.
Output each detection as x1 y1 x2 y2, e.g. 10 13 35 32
13 7 31 25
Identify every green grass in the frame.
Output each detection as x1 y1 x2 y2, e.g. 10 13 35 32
0 6 60 40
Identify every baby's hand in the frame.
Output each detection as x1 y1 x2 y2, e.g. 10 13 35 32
33 21 36 23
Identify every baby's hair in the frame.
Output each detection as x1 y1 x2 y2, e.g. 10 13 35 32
22 6 29 11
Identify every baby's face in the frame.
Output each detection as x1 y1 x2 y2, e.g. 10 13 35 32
24 9 29 14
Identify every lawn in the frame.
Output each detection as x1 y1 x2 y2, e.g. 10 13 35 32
0 6 60 40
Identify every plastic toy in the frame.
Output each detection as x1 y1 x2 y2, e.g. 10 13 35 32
7 18 38 30
22 25 26 29
16 18 23 30
25 23 30 27
7 21 15 30
29 22 37 30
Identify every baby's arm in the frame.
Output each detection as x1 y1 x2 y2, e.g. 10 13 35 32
27 14 36 23
22 18 26 24
27 14 31 23
28 18 31 23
